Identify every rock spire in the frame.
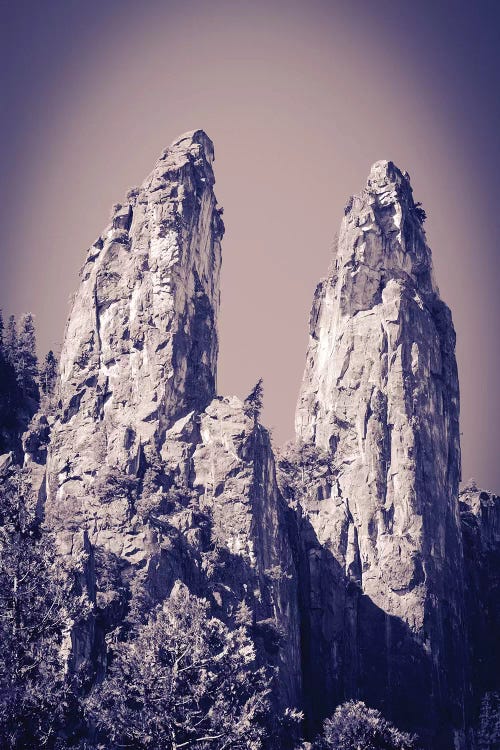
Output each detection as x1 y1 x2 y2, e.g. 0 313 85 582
295 160 467 747
43 130 301 709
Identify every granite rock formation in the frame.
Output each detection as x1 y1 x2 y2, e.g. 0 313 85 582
48 129 223 504
5 135 497 748
42 131 301 708
295 161 468 747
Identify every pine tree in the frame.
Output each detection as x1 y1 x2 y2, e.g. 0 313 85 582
87 582 272 749
235 599 254 627
4 315 18 370
244 378 264 423
0 466 73 748
0 316 23 455
40 350 58 396
16 313 39 402
0 309 4 355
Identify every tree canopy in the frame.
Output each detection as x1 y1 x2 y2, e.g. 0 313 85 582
0 467 73 748
313 701 420 750
86 582 273 750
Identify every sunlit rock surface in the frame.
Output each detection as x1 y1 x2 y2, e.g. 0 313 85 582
43 131 301 708
295 161 467 748
28 140 499 748
48 129 223 500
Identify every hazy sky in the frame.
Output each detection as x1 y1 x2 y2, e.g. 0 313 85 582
2 0 499 489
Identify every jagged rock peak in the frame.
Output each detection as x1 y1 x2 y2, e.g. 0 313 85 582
48 127 225 524
367 158 410 188
42 130 302 709
354 159 417 212
161 129 215 165
330 158 437 314
362 159 427 234
127 130 218 204
295 160 465 747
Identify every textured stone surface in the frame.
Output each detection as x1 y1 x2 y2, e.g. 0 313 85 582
46 130 222 556
48 130 223 505
19 138 498 746
460 487 500 734
140 396 302 708
295 161 467 747
43 131 301 708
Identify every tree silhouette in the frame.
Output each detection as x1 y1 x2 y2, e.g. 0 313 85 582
16 314 38 401
244 378 264 423
40 350 58 396
4 316 18 370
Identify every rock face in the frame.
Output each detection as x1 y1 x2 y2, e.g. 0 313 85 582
44 131 301 708
460 487 500 732
166 398 302 709
49 129 223 495
295 161 467 747
29 138 498 747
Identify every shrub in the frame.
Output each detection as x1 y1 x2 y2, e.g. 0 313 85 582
313 700 420 750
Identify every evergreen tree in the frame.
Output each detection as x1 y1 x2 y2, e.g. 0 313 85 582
0 466 72 748
16 314 39 402
244 378 264 423
235 599 254 627
0 314 41 455
4 315 18 370
0 309 4 354
40 350 58 396
313 701 420 750
0 316 23 455
86 582 272 749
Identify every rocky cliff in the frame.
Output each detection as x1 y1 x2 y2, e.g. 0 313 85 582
11 136 497 748
42 130 301 708
48 129 223 501
295 161 468 747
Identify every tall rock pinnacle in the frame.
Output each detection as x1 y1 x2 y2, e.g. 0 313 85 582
9 134 497 748
44 130 224 661
43 130 301 709
295 161 467 747
48 129 223 508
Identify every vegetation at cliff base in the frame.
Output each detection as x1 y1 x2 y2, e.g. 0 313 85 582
85 582 274 750
0 467 72 749
312 701 420 750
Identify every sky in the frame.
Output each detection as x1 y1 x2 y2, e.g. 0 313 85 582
1 0 499 489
